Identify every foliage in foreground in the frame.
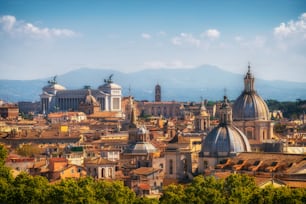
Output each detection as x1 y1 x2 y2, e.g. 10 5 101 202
160 174 306 204
1 145 306 203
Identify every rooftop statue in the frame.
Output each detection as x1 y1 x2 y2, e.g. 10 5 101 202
48 76 57 85
104 74 113 84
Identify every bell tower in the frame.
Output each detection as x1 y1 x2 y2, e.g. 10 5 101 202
155 83 161 102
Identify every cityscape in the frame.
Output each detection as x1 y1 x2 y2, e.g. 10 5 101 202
1 0 306 203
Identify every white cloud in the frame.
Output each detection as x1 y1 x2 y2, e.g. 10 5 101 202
274 13 306 39
0 15 76 38
157 31 166 37
234 35 266 48
141 33 151 39
144 60 193 69
204 29 220 40
234 36 243 42
171 33 200 47
0 15 16 32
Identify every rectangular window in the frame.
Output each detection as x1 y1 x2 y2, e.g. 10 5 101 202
169 159 173 175
246 130 253 139
113 98 120 110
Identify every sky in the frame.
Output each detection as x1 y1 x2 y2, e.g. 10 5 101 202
0 0 306 82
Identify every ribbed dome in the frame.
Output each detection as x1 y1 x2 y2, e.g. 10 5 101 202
201 96 251 157
202 125 251 157
84 89 99 105
233 64 269 121
124 142 157 154
125 125 157 154
233 92 269 121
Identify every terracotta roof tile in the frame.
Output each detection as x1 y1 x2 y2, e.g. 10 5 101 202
138 183 151 190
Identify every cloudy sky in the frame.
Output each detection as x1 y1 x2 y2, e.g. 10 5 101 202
0 0 305 82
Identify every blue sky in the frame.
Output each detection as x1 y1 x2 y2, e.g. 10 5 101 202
0 0 306 82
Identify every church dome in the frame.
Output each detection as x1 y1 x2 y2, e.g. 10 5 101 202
84 89 99 105
124 142 157 154
202 125 251 157
201 96 251 157
233 64 269 121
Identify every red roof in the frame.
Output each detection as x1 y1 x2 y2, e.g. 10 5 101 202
138 183 150 190
49 158 67 162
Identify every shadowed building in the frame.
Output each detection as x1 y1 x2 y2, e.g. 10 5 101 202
0 103 19 120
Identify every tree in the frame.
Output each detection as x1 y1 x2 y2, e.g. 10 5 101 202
160 184 186 204
93 180 136 204
49 178 89 204
223 174 257 203
16 144 42 157
11 172 50 204
184 175 225 204
0 145 8 165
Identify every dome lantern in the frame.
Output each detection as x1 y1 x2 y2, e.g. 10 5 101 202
244 62 255 93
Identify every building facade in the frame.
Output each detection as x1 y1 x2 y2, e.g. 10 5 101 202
40 76 122 114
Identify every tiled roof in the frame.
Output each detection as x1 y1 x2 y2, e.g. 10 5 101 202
85 157 117 165
49 158 67 162
283 180 306 188
138 183 151 190
131 167 160 176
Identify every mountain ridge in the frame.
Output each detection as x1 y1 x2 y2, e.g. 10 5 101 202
1 65 306 102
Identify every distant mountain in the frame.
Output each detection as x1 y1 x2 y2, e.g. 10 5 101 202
1 65 306 102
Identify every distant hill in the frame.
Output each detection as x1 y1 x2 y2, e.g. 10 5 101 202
1 65 306 102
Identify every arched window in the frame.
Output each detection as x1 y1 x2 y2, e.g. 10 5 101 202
101 168 105 178
169 159 173 175
108 168 112 178
262 130 266 141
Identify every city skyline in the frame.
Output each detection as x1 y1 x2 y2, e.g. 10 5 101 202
0 0 306 82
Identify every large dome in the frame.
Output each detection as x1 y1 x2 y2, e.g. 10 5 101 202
124 142 157 154
201 96 251 157
233 92 269 121
233 64 269 121
202 125 251 157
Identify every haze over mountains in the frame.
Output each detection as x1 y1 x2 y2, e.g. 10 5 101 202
1 65 306 103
